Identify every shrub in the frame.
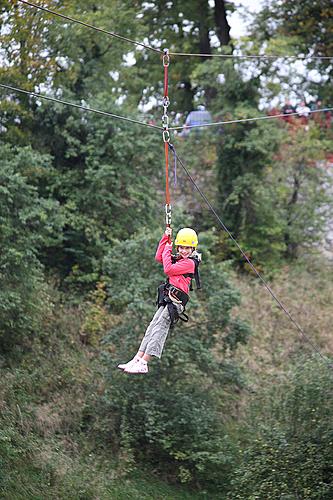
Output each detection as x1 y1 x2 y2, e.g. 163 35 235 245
230 357 333 499
0 144 61 351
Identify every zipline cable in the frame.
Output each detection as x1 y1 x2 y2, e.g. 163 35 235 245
2 83 333 134
17 0 162 54
16 0 332 61
169 142 333 370
169 107 333 132
0 83 162 131
169 51 333 60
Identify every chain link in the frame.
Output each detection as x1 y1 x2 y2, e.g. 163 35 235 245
162 113 169 128
162 48 170 143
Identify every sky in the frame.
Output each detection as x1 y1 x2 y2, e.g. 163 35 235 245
227 0 264 38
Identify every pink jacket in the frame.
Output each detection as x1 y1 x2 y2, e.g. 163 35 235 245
155 233 195 294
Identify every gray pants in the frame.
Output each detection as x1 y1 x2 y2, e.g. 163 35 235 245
138 303 183 358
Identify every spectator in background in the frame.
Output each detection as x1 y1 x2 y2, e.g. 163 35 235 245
309 99 332 130
268 107 280 117
296 101 311 126
309 99 318 112
179 106 212 137
282 100 296 123
312 99 325 128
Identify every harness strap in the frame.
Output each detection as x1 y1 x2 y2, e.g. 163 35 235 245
156 283 189 328
172 254 201 290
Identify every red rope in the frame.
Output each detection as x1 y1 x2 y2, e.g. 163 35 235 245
164 62 168 99
165 141 170 208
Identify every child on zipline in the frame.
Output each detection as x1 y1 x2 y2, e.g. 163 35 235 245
118 226 199 374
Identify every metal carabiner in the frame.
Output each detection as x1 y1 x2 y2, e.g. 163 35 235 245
163 129 170 143
163 96 170 107
165 203 172 225
163 48 170 67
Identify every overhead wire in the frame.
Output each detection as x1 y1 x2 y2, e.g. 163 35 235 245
169 51 333 60
1 82 333 135
17 0 332 62
169 108 333 131
0 83 162 131
1 82 333 134
169 143 333 370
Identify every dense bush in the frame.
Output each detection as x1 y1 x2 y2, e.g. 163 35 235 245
230 358 333 499
0 144 62 351
31 98 161 284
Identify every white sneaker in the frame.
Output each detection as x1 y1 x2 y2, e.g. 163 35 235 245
124 359 148 374
117 355 140 371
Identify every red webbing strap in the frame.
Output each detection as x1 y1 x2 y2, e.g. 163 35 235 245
164 58 169 101
165 141 170 207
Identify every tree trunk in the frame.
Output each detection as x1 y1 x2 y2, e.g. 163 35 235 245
198 0 211 57
285 173 300 259
214 0 231 46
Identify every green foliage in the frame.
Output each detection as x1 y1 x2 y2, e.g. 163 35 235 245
79 281 111 346
230 358 333 499
215 114 285 268
274 125 332 259
251 0 333 102
0 285 222 499
126 0 233 113
27 95 161 283
0 1 332 497
191 58 260 113
0 143 62 350
216 117 332 269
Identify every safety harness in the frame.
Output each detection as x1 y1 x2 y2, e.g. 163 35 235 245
156 254 201 328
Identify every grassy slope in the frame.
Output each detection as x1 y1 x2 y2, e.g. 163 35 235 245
233 254 333 383
0 299 212 500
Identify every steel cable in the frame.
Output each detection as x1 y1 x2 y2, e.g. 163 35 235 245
169 142 333 370
0 83 162 131
169 108 333 131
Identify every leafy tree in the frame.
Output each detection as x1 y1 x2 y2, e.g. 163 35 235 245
0 1 171 283
0 0 144 99
249 0 333 103
124 0 233 113
273 124 331 259
28 96 162 283
230 358 333 499
215 112 284 267
0 143 62 351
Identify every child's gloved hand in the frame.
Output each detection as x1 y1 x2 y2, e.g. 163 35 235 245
165 227 172 238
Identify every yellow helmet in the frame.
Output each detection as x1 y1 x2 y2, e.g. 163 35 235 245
175 228 198 248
